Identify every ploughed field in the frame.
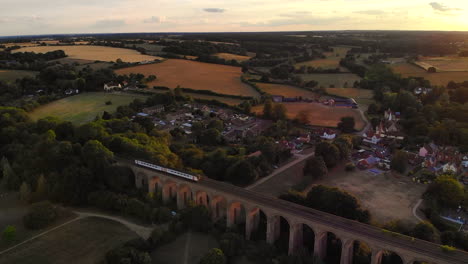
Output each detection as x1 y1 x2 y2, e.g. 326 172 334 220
12 45 162 63
253 102 366 130
29 92 148 124
116 59 259 97
390 62 468 86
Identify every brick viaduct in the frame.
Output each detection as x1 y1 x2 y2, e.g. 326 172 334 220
128 162 468 264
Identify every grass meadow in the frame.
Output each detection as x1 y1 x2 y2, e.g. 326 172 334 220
29 92 147 124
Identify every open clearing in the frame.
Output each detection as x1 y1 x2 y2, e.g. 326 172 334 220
116 59 259 97
257 83 319 99
13 45 162 63
390 62 468 86
0 217 137 264
0 70 37 82
214 53 251 62
313 164 427 224
29 92 147 124
151 231 218 264
298 73 362 88
253 102 365 130
416 56 468 72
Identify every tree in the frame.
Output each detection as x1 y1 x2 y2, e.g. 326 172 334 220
2 225 16 242
272 104 287 121
295 110 310 124
412 221 436 242
19 181 31 202
390 150 408 174
81 140 114 176
315 142 341 168
428 67 437 73
23 201 58 229
199 248 226 264
337 116 355 133
219 233 245 258
180 204 212 232
303 156 327 179
1 158 19 190
305 185 370 223
226 159 258 186
425 174 464 208
35 174 48 201
263 100 273 119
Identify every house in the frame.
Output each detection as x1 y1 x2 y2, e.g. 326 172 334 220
442 163 458 174
104 82 122 91
319 129 336 140
296 134 311 144
414 87 432 96
363 129 381 144
271 95 284 103
419 143 438 157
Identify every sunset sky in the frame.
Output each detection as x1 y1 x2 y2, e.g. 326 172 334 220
0 0 467 36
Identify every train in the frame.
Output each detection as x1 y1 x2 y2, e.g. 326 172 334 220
134 160 200 182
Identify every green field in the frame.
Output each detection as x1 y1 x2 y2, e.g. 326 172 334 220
29 92 148 124
151 231 219 264
0 217 138 264
0 70 38 83
298 73 361 88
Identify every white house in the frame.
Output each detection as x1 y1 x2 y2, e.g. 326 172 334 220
320 131 336 140
104 83 122 92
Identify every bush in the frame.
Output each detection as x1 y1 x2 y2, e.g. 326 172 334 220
440 245 456 253
23 201 58 230
199 248 226 264
105 101 112 105
2 225 16 242
345 162 356 171
412 221 437 242
219 233 245 258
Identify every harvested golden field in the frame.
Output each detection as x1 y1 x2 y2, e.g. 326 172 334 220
391 63 468 86
13 45 162 63
417 56 468 72
299 73 362 88
4 42 38 48
253 102 366 130
257 83 319 99
214 53 251 62
116 59 259 97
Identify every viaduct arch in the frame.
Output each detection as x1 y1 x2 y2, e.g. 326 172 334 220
128 162 468 264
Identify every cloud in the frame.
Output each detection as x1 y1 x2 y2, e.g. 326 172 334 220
203 8 225 13
429 2 461 12
93 19 125 28
354 10 385 15
241 16 347 27
144 16 166 23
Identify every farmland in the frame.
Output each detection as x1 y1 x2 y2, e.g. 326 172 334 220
326 88 374 109
116 59 259 97
0 70 37 83
29 92 148 124
214 53 251 62
390 62 468 86
298 73 362 88
253 102 366 130
12 45 162 63
295 46 352 71
0 217 137 264
151 89 244 106
256 83 319 99
416 56 468 72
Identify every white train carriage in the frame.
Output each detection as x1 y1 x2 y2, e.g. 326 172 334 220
135 160 200 182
